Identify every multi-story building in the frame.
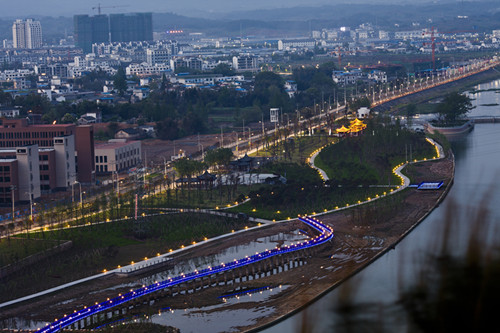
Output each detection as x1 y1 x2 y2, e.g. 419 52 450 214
332 69 364 86
146 48 171 65
0 119 94 184
0 108 20 118
12 19 42 49
94 139 141 174
0 139 78 204
367 70 388 83
109 13 153 43
126 63 171 77
74 14 110 54
170 57 203 72
232 55 259 72
0 159 18 205
34 64 70 78
74 13 153 54
0 144 40 203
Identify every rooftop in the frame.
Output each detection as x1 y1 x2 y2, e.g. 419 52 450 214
95 140 139 150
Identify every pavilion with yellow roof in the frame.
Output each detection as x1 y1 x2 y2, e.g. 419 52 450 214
335 118 367 137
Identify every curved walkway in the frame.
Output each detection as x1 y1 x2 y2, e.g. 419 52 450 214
300 136 443 220
308 147 330 181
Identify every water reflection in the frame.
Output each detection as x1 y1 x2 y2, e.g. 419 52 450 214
138 230 308 286
0 318 48 331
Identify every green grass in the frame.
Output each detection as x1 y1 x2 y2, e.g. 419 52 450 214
228 184 389 220
0 237 60 267
1 213 253 302
251 135 337 164
315 125 435 186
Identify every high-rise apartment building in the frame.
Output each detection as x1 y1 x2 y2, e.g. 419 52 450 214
74 13 152 54
74 14 110 54
12 19 42 49
110 13 153 43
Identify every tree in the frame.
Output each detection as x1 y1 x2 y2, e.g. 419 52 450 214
204 148 234 172
406 103 417 128
156 118 179 140
348 97 371 114
254 71 284 94
435 92 474 125
113 67 128 96
107 122 119 137
61 113 76 124
212 63 234 76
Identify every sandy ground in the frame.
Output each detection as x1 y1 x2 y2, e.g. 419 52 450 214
0 156 454 332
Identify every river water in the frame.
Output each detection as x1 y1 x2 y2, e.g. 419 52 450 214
262 79 500 332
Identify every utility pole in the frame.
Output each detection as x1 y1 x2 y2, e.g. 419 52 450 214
221 127 224 148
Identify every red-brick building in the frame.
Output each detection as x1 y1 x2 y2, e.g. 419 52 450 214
0 118 95 184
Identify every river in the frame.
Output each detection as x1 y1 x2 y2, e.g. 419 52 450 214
262 79 500 333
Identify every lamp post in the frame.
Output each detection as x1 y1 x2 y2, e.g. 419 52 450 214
72 181 82 210
162 157 167 179
24 191 33 222
10 185 16 223
79 184 83 211
244 127 251 152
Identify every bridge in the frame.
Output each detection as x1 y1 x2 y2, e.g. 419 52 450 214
469 116 500 124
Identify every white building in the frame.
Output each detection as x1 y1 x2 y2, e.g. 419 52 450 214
12 19 42 49
53 135 76 189
0 108 20 118
146 48 171 65
284 80 298 97
0 69 34 81
126 63 171 77
395 29 429 40
172 74 244 87
232 55 259 72
332 69 364 86
357 107 371 119
278 39 316 51
94 139 142 174
378 30 390 40
367 70 387 83
16 144 41 201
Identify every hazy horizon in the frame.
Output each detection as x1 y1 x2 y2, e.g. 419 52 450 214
0 0 482 19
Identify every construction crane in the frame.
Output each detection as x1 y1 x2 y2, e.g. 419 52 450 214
337 46 342 68
421 27 437 71
92 3 129 15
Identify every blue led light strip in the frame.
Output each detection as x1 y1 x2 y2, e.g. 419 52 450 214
37 217 333 333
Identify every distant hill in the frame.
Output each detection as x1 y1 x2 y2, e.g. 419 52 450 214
216 1 500 31
1 1 499 43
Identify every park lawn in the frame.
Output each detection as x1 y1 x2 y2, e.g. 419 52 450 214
251 135 338 164
0 237 60 267
142 183 263 210
315 124 436 186
229 185 389 221
1 213 254 302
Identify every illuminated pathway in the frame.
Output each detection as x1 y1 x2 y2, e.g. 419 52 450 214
308 148 329 181
300 137 443 221
35 216 333 333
